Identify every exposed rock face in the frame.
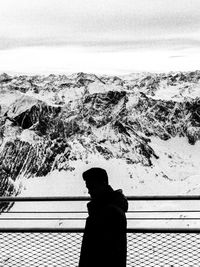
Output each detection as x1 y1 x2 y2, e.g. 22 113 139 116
0 71 200 200
0 73 12 83
6 95 61 132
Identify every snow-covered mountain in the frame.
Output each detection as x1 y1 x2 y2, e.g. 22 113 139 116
0 71 200 204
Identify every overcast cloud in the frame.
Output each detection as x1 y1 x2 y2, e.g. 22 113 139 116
0 0 200 73
1 0 200 49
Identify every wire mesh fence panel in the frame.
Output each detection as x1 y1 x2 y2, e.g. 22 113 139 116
127 232 200 267
0 232 200 267
0 232 83 267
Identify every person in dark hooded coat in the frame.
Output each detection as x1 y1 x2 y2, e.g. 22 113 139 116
79 167 128 267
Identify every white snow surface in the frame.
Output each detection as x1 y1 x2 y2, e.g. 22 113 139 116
151 83 200 101
16 137 200 197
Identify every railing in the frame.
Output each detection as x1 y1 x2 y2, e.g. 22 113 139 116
0 196 200 266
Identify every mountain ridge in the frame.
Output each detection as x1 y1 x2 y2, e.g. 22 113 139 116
0 71 200 203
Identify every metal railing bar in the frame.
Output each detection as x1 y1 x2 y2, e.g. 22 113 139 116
0 228 200 233
3 197 83 201
0 228 84 233
1 210 200 214
127 228 200 233
127 218 200 220
0 218 86 220
1 195 200 201
1 211 88 214
127 210 200 213
127 195 200 200
0 217 200 220
0 196 90 201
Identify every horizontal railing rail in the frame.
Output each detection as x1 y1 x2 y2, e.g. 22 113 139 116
0 195 200 201
1 195 200 230
0 228 200 233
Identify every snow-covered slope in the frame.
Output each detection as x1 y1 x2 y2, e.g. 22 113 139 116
0 71 200 205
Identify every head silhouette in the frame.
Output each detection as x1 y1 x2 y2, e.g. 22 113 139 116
82 168 109 199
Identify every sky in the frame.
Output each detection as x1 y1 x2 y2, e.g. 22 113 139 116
0 0 200 74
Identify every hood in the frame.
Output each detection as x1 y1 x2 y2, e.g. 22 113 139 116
87 186 128 214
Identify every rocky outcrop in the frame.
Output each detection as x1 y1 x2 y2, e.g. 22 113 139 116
126 93 200 143
0 73 12 83
6 95 61 133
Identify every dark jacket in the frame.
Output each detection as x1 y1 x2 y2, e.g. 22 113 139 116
79 186 128 267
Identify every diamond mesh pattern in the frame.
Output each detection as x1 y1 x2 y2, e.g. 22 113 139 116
0 232 82 267
0 232 200 267
127 233 200 267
